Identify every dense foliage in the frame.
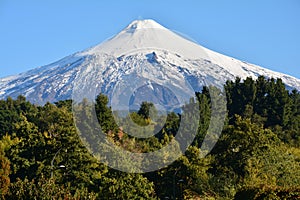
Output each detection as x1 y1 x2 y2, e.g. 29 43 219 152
0 76 299 199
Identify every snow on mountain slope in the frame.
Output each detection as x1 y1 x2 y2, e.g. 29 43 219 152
0 19 299 105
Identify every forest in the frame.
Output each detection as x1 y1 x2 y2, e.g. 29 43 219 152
0 76 299 199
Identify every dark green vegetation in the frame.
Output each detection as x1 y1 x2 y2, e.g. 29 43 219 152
0 76 299 199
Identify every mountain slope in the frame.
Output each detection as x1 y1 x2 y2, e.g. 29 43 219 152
0 19 299 105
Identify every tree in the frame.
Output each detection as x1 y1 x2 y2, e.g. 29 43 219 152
99 172 156 199
193 90 211 147
137 102 157 121
95 94 118 134
0 140 11 197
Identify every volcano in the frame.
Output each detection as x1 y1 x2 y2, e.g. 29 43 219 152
0 19 299 105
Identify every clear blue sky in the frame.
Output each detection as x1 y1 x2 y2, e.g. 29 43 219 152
0 0 299 78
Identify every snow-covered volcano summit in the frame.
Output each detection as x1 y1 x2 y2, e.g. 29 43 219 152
1 19 300 105
82 19 208 59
